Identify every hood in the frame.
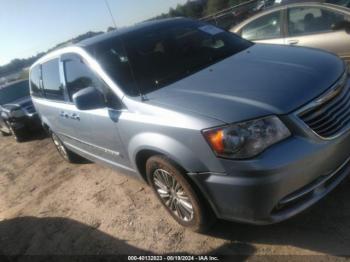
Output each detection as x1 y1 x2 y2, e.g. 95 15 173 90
2 96 33 111
145 44 345 123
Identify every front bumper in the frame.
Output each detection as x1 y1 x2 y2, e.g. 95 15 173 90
9 113 40 131
189 129 350 225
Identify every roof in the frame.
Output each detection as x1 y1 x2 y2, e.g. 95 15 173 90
77 17 191 48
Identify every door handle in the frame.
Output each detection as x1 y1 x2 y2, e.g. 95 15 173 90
288 39 299 45
70 113 80 121
60 111 69 119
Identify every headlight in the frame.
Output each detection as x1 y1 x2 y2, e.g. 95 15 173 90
11 109 25 118
202 116 291 159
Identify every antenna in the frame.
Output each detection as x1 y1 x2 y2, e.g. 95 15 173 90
104 0 117 29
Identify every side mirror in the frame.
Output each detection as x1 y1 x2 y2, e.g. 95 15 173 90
332 20 350 33
73 86 106 111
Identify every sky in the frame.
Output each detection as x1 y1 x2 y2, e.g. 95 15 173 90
0 0 188 66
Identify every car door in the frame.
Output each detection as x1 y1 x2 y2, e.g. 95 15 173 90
38 58 76 144
60 53 131 169
238 10 285 44
285 5 350 64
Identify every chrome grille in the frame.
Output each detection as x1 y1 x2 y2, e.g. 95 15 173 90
299 72 349 138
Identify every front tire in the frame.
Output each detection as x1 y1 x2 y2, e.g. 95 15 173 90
51 132 82 163
146 155 215 232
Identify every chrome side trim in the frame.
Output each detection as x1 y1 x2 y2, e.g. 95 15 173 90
65 141 136 173
58 132 121 158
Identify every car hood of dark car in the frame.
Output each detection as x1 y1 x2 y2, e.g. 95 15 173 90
2 96 33 111
145 44 345 124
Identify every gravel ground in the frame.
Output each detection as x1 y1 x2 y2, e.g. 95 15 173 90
0 132 349 260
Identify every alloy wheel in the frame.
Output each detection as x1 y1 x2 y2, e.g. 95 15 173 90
6 121 17 139
153 168 194 222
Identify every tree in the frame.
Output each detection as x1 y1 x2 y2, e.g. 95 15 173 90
168 5 185 17
183 1 205 18
205 0 229 15
107 26 116 32
19 69 29 80
152 0 207 20
228 0 246 6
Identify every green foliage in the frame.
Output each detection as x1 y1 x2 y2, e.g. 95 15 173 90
153 0 206 19
107 26 116 32
229 0 249 6
153 0 246 20
19 69 29 80
205 0 229 15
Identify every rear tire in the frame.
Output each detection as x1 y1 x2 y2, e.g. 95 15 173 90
146 155 215 232
51 132 83 163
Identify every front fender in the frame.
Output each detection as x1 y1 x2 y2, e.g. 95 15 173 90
128 132 209 174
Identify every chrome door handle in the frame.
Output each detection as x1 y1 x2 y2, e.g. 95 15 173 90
71 113 80 121
60 111 69 118
288 39 299 45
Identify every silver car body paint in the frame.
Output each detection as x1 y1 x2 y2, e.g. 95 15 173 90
30 19 350 224
231 3 350 64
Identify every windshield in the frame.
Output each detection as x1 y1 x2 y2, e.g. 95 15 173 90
0 81 30 105
91 20 253 96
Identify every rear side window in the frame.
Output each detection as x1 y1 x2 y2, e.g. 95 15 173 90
241 11 282 41
30 65 42 97
42 59 64 101
288 7 346 36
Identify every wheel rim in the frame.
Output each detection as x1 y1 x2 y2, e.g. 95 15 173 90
6 123 18 140
6 122 13 135
153 168 194 222
52 134 68 160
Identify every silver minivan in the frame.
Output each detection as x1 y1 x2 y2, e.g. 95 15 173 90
30 18 350 231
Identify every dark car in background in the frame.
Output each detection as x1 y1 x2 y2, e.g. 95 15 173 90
0 80 39 142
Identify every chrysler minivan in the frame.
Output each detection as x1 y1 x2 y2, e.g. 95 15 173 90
30 18 350 231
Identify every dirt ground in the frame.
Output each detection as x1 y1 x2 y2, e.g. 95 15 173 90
0 131 350 260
